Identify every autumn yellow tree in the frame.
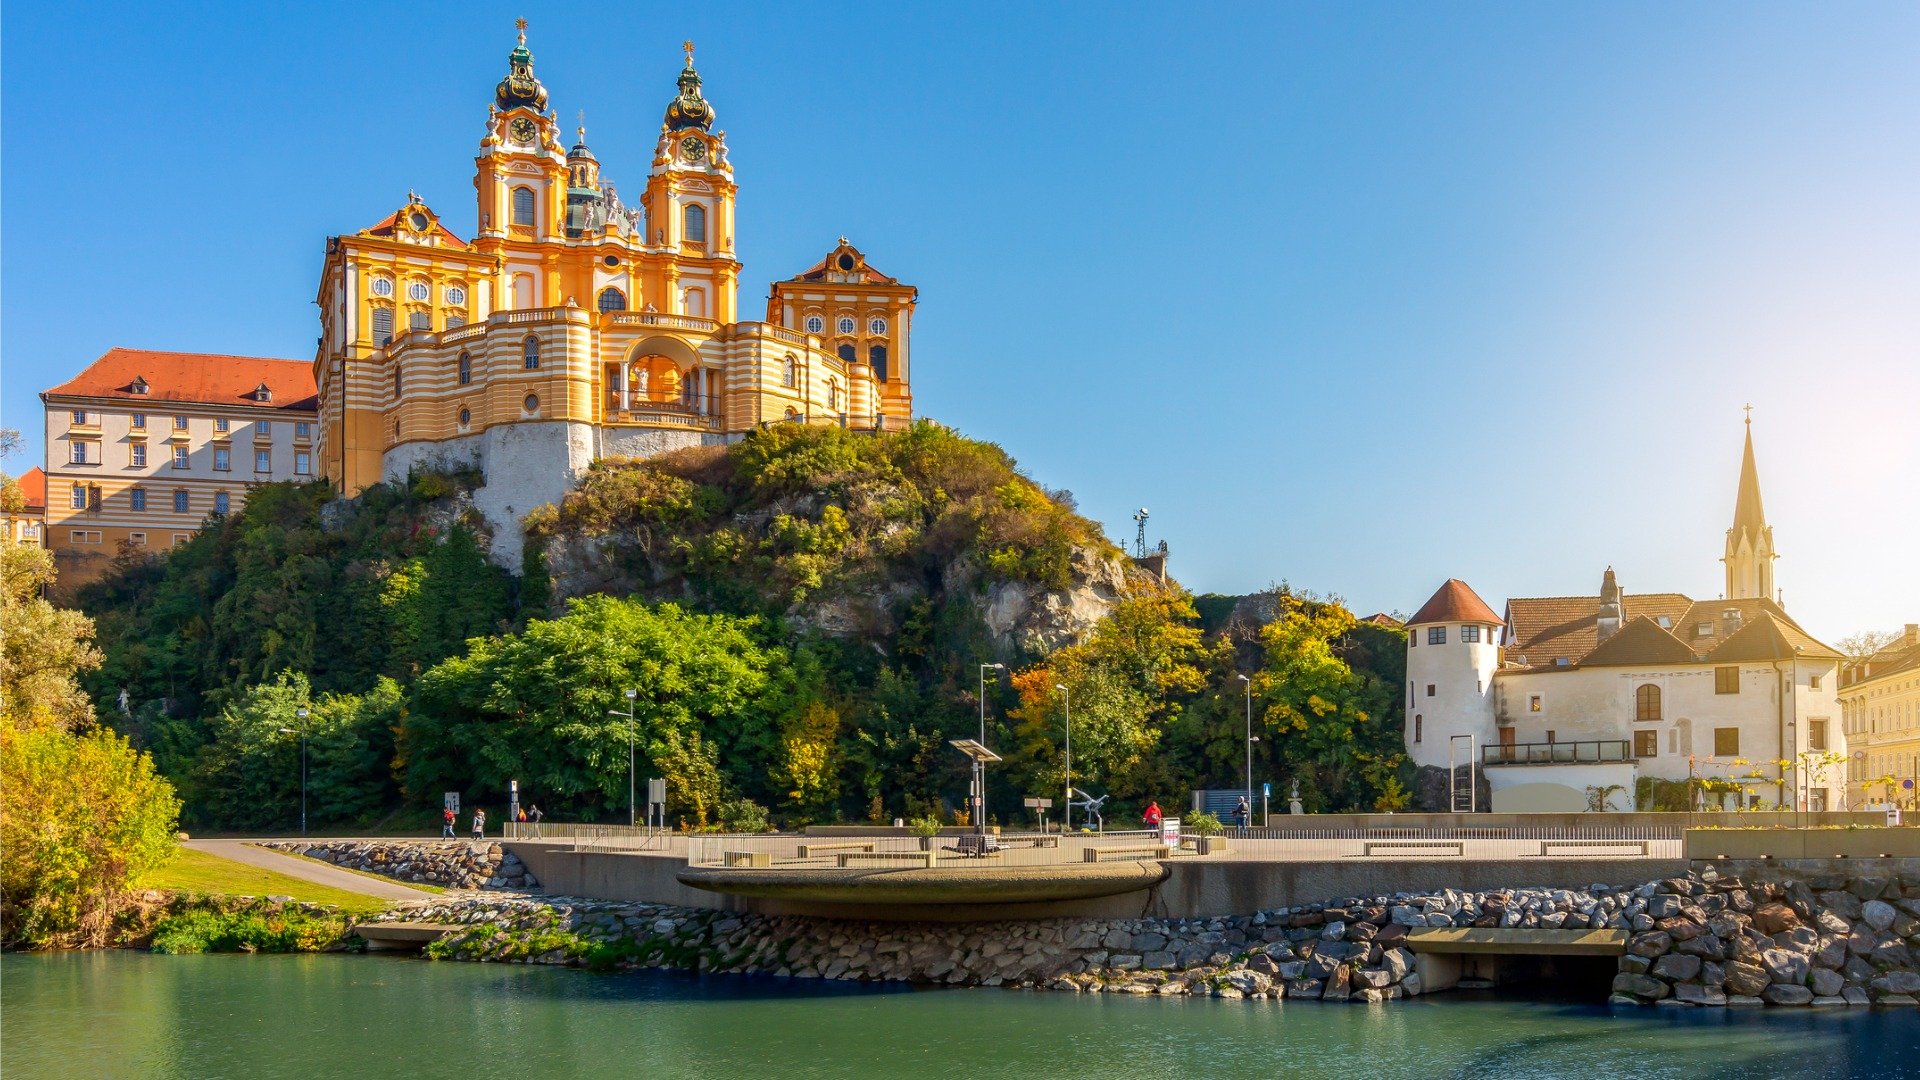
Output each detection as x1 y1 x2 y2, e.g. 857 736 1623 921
1 535 103 729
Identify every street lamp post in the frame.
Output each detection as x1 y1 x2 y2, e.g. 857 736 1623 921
1237 675 1254 831
607 688 639 827
277 707 310 838
977 663 1004 834
1055 684 1071 832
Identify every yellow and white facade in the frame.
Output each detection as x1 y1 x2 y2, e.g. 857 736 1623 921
313 29 917 565
1842 626 1920 808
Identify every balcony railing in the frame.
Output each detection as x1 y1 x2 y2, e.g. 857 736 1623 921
605 396 721 430
1483 739 1633 766
606 312 720 333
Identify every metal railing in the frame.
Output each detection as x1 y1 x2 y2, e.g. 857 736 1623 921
685 830 1175 870
1483 739 1633 766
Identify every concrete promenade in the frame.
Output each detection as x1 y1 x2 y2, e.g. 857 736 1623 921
186 839 438 901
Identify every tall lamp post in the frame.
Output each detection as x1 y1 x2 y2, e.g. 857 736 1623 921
277 706 310 837
1237 675 1255 830
607 688 639 826
977 663 1004 833
1056 684 1071 832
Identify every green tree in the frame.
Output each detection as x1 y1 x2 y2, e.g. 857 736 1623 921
1 541 104 729
403 595 786 824
1 720 181 947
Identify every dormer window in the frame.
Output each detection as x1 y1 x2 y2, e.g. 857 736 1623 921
1696 622 1713 637
130 376 149 395
253 383 273 403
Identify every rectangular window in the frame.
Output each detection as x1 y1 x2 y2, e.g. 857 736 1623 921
214 491 231 514
69 484 86 510
72 409 88 425
130 444 147 467
173 415 189 431
1714 727 1740 756
1426 684 1436 697
172 446 190 469
295 421 311 440
1634 730 1659 758
214 418 230 433
1715 666 1740 694
295 451 312 476
1810 674 1822 690
255 450 271 473
1696 622 1713 637
69 441 91 465
409 311 431 331
1545 730 1556 743
372 308 394 344
1427 627 1446 645
214 448 231 471
68 529 102 544
1461 625 1481 643
257 422 272 440
172 533 192 547
1528 694 1543 713
1808 719 1828 751
1808 789 1827 813
1413 716 1423 743
129 488 146 511
127 531 147 547
131 413 147 430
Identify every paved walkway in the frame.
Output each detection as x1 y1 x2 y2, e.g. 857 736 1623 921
185 839 435 902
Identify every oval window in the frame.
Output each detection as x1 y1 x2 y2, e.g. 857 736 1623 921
836 316 856 335
805 316 824 334
446 285 467 306
523 393 539 413
371 277 394 297
459 408 472 427
869 317 887 335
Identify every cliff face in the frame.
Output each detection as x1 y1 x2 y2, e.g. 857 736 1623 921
527 423 1149 660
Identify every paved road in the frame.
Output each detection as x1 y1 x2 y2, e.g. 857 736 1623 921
185 839 435 902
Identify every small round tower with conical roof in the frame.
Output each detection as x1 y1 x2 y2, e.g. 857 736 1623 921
1405 579 1504 770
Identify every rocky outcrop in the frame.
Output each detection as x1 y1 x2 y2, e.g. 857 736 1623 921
260 841 538 892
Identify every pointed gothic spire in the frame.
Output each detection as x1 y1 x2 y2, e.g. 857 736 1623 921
1732 409 1766 534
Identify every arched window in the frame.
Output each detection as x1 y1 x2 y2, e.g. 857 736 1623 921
458 408 471 427
868 345 888 381
836 343 856 363
782 354 798 388
371 307 394 344
458 352 472 385
683 288 705 317
827 379 839 410
683 203 706 242
1635 684 1662 722
598 287 627 313
804 315 824 334
512 186 536 227
522 335 540 370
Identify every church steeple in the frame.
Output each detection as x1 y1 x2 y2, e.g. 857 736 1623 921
1723 408 1777 601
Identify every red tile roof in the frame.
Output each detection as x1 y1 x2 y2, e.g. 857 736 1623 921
43 348 317 412
361 209 468 248
1576 616 1700 667
1705 612 1842 663
1504 592 1695 667
1408 579 1503 626
15 466 45 511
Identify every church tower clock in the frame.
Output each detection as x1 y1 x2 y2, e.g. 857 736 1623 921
642 42 739 323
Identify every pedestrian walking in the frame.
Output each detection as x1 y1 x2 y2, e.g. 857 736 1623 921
529 803 544 839
471 808 486 840
1234 796 1250 830
442 807 456 839
1143 800 1163 836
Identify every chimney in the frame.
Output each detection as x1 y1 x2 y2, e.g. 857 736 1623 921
1907 623 1919 646
1596 567 1623 643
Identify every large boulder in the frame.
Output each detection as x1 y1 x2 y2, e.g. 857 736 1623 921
1611 973 1669 1001
1722 960 1771 997
1761 984 1814 1005
1752 903 1801 935
1862 900 1899 933
1652 953 1702 982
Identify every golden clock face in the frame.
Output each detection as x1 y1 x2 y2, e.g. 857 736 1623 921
509 117 537 143
679 136 707 163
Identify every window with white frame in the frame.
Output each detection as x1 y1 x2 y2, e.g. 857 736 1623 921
295 451 312 475
69 441 91 465
130 444 147 467
598 287 627 313
295 421 311 439
407 281 430 302
130 488 146 511
214 418 230 433
172 446 189 469
214 491 231 514
69 483 86 510
172 490 189 513
214 448 230 471
71 409 88 425
523 336 540 369
131 413 146 430
371 276 394 297
1461 625 1482 643
458 353 472 385
836 316 856 335
782 354 798 388
683 203 706 242
804 315 824 334
173 415 189 430
446 285 467 306
127 531 146 547
512 187 536 226
255 450 271 473
69 529 102 544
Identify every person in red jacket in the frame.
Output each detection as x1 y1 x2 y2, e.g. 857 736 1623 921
1142 800 1163 835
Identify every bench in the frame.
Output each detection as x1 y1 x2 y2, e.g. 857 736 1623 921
1362 840 1464 857
1538 839 1649 857
797 842 876 858
998 835 1060 848
837 851 936 868
722 850 771 868
1083 845 1171 863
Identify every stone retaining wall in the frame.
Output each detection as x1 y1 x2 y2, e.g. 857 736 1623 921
376 866 1920 1007
261 841 538 891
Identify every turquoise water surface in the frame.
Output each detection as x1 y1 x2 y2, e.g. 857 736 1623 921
4 951 1916 1079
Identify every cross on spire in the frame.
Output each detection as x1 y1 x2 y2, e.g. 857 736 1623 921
1743 402 1753 426
577 109 586 140
516 17 527 45
683 40 696 64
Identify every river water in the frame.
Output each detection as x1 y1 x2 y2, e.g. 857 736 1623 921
5 952 1916 1079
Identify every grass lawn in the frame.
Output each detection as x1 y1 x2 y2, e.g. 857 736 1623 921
142 848 395 917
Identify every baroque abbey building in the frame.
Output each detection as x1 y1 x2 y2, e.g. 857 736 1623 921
313 28 917 562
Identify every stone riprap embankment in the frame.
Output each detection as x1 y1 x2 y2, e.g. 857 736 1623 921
1613 865 1920 1007
378 867 1920 1007
260 841 538 891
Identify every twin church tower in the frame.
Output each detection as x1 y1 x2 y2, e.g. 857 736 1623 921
312 25 918 563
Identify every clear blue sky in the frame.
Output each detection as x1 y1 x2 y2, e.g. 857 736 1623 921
5 3 1916 639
